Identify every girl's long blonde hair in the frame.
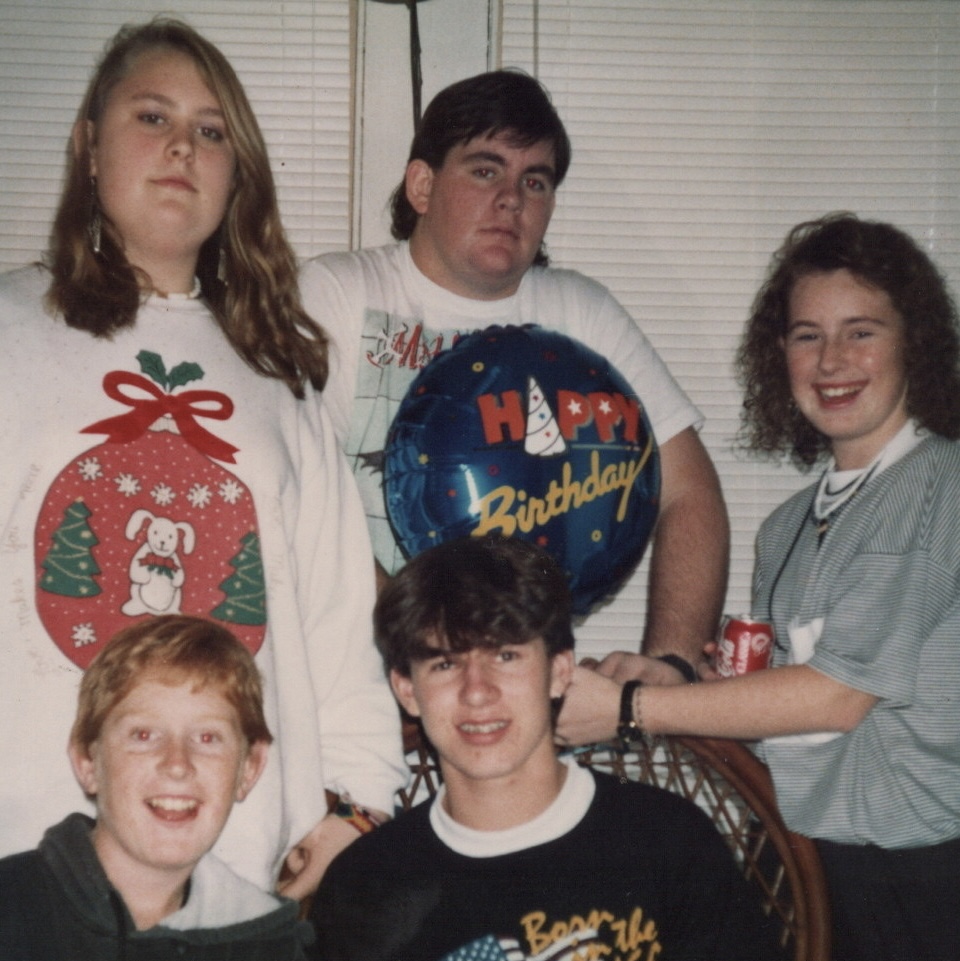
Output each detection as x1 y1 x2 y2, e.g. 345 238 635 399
46 17 327 398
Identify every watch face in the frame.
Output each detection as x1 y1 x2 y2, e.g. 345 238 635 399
617 721 641 744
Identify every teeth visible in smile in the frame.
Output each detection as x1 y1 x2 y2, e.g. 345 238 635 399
460 721 507 734
820 385 860 398
149 797 198 812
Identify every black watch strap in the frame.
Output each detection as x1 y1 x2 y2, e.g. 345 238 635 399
617 680 644 743
655 653 697 684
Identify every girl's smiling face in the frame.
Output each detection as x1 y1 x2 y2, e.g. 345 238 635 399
784 268 909 470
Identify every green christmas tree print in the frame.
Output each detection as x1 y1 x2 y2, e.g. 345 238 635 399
40 499 102 597
212 530 266 626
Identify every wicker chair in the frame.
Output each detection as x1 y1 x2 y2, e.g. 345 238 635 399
399 726 831 961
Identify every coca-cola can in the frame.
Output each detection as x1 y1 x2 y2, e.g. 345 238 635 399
715 615 774 677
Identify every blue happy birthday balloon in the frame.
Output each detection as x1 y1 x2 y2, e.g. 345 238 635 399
384 325 660 616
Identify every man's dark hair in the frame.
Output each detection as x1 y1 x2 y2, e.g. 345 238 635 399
389 69 572 266
375 535 575 677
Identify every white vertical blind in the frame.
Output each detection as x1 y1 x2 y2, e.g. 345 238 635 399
501 0 960 658
0 0 352 270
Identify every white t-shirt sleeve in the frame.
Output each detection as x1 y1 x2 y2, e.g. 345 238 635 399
534 268 703 445
299 253 367 446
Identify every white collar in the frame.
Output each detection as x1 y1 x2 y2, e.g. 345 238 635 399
144 277 203 304
814 419 926 522
159 852 283 930
429 756 595 858
400 241 525 319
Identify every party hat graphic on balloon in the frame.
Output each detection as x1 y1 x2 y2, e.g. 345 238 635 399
524 376 566 456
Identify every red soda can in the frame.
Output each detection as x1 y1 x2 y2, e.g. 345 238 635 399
715 615 774 677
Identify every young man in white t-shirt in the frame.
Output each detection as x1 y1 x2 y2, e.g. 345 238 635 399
300 70 729 690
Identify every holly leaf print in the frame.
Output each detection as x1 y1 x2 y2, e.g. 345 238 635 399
137 350 168 388
167 361 205 390
136 351 205 391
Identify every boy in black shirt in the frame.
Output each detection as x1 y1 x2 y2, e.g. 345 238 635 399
311 535 779 961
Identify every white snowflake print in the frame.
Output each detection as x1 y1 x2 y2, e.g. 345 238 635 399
188 483 212 509
152 483 176 506
72 623 97 647
115 473 141 497
218 479 244 505
78 458 103 481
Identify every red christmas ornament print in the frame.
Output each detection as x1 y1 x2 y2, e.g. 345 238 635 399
35 351 265 669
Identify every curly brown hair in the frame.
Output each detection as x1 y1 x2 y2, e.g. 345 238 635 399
736 212 960 468
46 17 327 398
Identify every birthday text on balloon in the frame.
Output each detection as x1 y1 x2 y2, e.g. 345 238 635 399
470 388 653 537
472 445 656 538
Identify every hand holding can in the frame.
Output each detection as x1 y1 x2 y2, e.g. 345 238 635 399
714 616 774 677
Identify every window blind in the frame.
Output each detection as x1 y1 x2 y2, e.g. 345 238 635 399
0 0 352 271
501 0 960 658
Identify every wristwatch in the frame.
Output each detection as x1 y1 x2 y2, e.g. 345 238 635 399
655 653 697 684
617 680 644 743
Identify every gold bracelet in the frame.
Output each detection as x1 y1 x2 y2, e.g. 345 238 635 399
632 683 645 737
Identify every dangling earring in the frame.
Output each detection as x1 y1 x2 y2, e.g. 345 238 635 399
217 245 228 285
88 177 101 254
89 211 102 255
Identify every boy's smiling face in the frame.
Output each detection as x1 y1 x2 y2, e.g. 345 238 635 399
391 637 572 793
70 669 267 894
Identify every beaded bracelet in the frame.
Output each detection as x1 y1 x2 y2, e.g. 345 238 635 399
333 794 383 835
